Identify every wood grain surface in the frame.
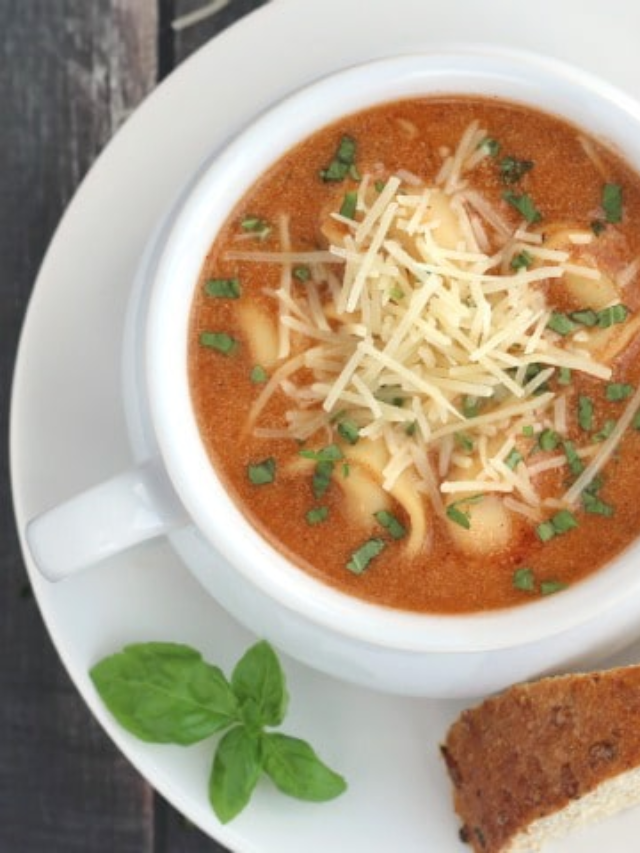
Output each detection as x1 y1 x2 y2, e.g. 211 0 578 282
1 1 266 849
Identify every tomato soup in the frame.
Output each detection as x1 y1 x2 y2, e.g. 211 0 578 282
188 97 640 614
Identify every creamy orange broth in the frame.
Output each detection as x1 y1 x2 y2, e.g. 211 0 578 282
188 97 640 614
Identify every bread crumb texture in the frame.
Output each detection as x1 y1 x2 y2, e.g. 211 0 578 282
442 666 640 852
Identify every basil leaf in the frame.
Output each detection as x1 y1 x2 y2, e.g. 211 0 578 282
231 640 289 728
199 331 238 355
502 191 542 223
209 726 263 824
90 643 238 745
262 733 347 802
602 183 623 223
205 278 241 299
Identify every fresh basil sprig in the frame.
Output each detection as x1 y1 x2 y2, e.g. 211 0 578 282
90 640 347 823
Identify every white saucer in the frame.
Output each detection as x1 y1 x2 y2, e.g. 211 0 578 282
11 0 640 849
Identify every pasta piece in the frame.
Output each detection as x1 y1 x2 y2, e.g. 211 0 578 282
236 302 280 367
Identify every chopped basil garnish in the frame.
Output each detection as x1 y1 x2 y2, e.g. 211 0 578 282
339 191 358 220
582 491 614 516
503 191 542 223
513 567 536 592
563 440 584 476
319 135 357 182
445 494 484 530
299 444 343 463
536 509 578 541
374 180 386 193
538 428 560 452
462 395 482 418
240 216 271 239
558 367 572 385
454 432 474 453
510 250 533 271
199 331 238 355
247 458 276 485
478 137 501 157
250 365 268 384
606 383 634 401
633 411 640 430
547 311 578 336
522 424 535 437
602 183 623 223
306 506 329 525
346 538 386 574
593 419 617 442
405 420 418 437
578 396 594 431
293 265 311 282
337 419 360 445
374 510 407 540
500 156 534 185
570 308 598 327
597 304 629 328
536 521 556 542
312 460 334 499
205 278 241 299
504 448 523 470
541 580 569 596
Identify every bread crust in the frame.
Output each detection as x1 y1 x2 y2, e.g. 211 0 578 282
442 665 640 852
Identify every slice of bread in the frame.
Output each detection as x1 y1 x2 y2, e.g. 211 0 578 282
441 665 640 852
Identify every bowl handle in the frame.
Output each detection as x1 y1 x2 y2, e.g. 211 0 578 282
25 459 188 581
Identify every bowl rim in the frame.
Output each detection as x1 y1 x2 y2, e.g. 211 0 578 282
146 44 640 653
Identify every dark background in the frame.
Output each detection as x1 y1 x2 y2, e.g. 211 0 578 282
1 2 268 850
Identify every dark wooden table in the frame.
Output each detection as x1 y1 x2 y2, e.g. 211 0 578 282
1 2 268 850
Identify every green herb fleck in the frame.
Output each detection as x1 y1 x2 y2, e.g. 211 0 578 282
293 265 311 283
306 506 329 525
538 428 560 452
500 156 534 185
405 420 418 437
250 365 268 384
541 580 569 596
205 278 241 299
510 250 534 271
478 137 501 157
346 538 386 574
582 491 614 516
445 494 484 530
503 191 542 223
462 395 482 418
513 567 536 592
299 444 343 463
591 219 606 236
570 308 598 327
606 383 634 401
558 367 572 385
578 396 594 431
454 432 474 453
593 419 617 442
563 440 584 476
319 135 357 182
536 520 556 542
522 425 535 437
374 510 407 540
337 419 360 445
241 216 271 239
552 509 579 533
597 304 629 328
633 411 640 430
374 180 386 193
200 331 238 355
602 182 623 223
247 458 276 485
547 311 578 336
339 191 358 220
505 448 523 470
